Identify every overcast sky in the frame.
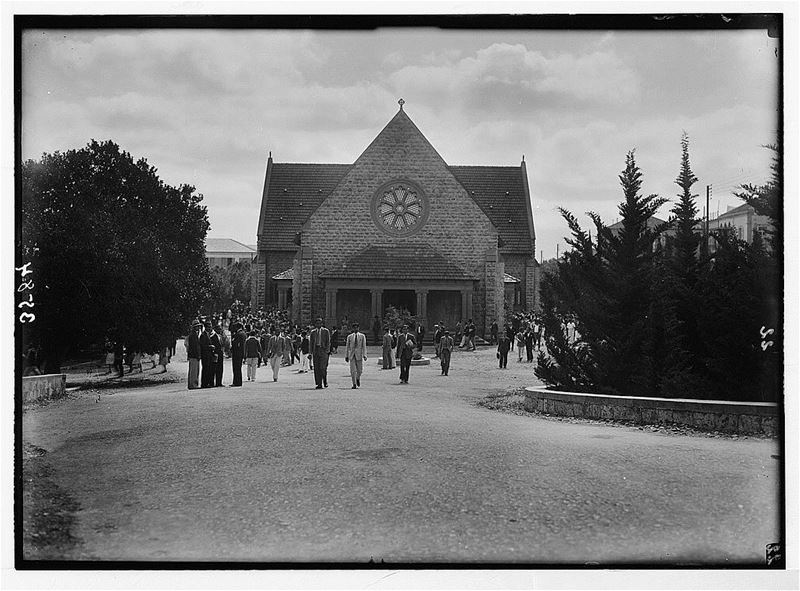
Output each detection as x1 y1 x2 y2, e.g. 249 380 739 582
21 24 779 259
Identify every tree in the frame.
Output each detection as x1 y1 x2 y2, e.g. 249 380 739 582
19 140 212 371
535 150 668 395
206 260 252 313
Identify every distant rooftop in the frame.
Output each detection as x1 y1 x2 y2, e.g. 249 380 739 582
205 238 256 254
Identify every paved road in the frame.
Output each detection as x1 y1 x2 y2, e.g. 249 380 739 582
22 346 780 564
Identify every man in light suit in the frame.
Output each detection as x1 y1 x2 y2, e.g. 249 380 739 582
310 317 331 389
345 321 368 389
396 323 417 384
266 326 286 382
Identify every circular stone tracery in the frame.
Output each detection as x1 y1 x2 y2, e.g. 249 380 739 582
371 180 429 236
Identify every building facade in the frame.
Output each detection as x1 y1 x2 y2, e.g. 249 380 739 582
254 102 537 337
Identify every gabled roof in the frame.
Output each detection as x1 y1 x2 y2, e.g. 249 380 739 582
257 106 535 254
503 273 521 283
205 238 256 254
717 203 754 219
449 165 534 253
320 244 477 281
272 268 294 281
257 163 352 250
607 216 667 232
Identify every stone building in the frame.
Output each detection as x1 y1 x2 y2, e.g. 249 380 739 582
254 101 538 338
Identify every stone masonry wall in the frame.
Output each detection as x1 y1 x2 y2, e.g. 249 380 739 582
262 250 297 308
302 111 499 328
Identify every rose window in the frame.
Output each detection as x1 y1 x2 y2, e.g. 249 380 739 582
376 184 424 232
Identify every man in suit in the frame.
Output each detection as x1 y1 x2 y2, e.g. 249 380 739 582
310 317 331 389
345 321 368 389
439 329 454 376
415 322 426 352
187 319 202 389
211 323 224 387
266 326 286 382
199 321 215 388
497 332 511 369
396 323 416 384
230 320 246 386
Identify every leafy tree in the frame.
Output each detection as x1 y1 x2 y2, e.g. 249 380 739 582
19 140 212 371
206 260 252 313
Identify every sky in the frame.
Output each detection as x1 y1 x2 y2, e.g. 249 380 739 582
20 22 780 260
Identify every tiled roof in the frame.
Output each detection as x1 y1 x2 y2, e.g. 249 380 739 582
320 244 477 281
448 166 534 253
258 163 352 250
272 268 294 281
503 273 520 283
205 238 256 254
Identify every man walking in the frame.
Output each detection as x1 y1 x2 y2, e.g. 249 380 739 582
266 326 286 382
244 329 261 381
497 332 511 369
310 318 331 389
187 319 202 389
230 321 246 386
381 326 393 370
439 329 454 376
396 324 416 384
345 321 368 388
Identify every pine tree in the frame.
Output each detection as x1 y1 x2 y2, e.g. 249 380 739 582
670 132 701 283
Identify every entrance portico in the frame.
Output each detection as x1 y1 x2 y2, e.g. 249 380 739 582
317 244 479 336
322 279 473 334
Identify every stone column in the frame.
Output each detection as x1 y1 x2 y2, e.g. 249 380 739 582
325 288 337 328
416 289 428 328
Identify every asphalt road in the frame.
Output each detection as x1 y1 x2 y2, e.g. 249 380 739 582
22 346 781 564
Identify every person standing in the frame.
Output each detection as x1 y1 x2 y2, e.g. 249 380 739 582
497 332 511 369
432 324 442 359
525 328 534 363
298 330 310 373
266 327 286 382
211 323 224 386
330 325 340 355
490 320 498 345
230 321 246 386
516 330 525 362
416 322 426 352
372 316 381 346
310 318 331 389
439 329 454 376
381 326 393 370
345 321 368 389
200 321 215 388
186 322 202 388
244 329 261 382
396 324 416 384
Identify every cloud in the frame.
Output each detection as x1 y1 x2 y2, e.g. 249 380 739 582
387 42 640 118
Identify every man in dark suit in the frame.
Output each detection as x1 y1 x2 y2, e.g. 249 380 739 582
211 324 224 386
439 329 454 376
230 320 246 386
396 324 417 384
415 322 426 352
497 332 511 369
199 321 215 388
187 319 202 389
310 317 331 389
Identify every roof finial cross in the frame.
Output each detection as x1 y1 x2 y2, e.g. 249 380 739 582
398 98 405 110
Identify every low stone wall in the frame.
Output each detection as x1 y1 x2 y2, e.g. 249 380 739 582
523 387 778 436
22 374 67 404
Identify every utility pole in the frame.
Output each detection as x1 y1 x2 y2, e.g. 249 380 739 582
704 184 712 256
540 250 543 264
556 244 559 259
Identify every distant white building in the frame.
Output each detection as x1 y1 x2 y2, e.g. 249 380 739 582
707 203 772 249
205 238 256 267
